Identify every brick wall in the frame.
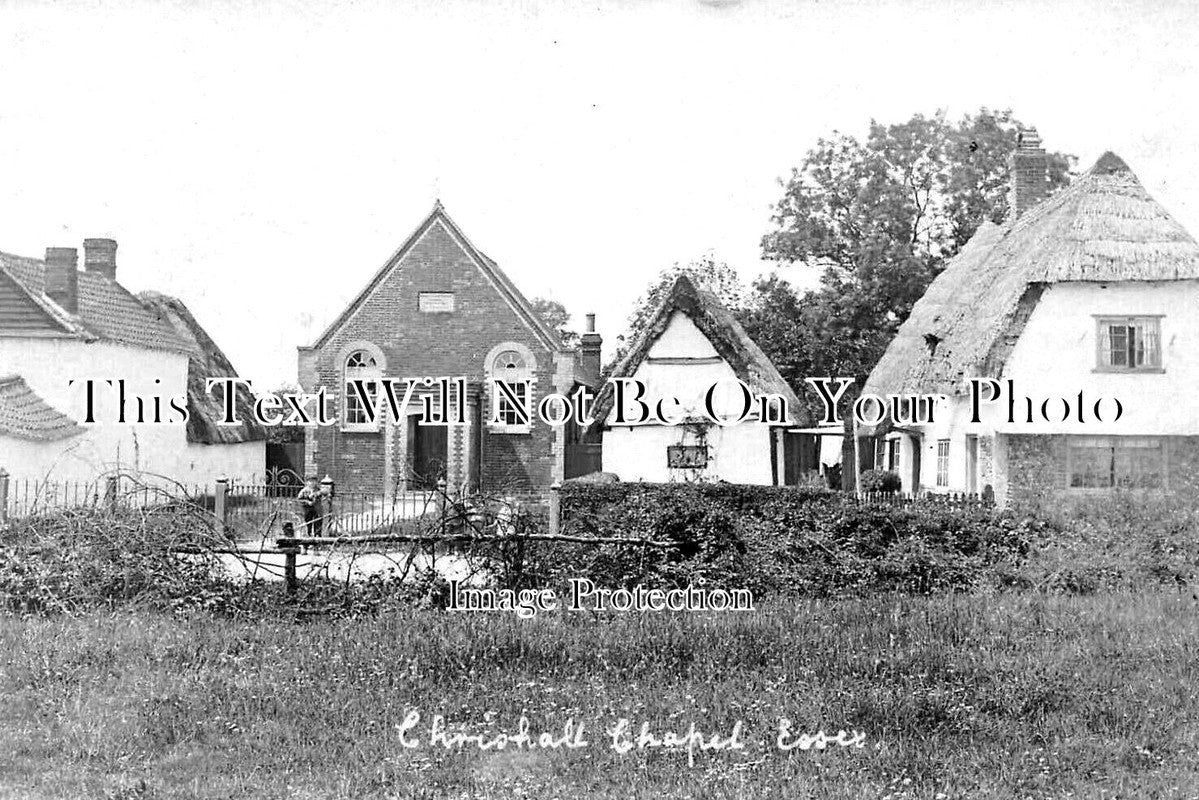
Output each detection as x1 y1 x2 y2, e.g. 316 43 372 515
303 214 563 495
1002 433 1199 508
1003 434 1064 508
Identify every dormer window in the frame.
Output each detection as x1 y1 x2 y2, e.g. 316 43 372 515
1096 316 1162 372
343 350 381 430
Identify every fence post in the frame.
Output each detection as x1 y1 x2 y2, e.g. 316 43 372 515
0 468 8 529
280 520 298 597
105 475 119 512
214 477 228 536
549 480 562 537
320 475 334 535
436 478 447 538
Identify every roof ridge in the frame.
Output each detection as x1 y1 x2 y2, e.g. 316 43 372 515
591 272 806 428
865 146 1199 398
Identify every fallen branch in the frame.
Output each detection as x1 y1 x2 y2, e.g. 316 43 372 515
275 533 680 549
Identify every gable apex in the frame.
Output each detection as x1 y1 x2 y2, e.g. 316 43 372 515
308 202 562 352
591 273 807 427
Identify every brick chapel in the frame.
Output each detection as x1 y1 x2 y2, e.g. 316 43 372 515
297 202 602 498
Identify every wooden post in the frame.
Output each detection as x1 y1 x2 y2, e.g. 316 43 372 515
105 475 119 512
436 477 447 537
214 477 229 536
549 480 562 537
281 521 298 596
0 468 8 529
319 474 334 535
851 415 862 496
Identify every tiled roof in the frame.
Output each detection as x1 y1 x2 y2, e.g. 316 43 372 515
0 374 82 442
0 251 189 353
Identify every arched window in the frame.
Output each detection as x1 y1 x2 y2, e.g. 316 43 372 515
488 344 535 431
343 350 381 429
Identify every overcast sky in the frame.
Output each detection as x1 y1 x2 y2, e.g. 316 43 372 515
2 0 1197 388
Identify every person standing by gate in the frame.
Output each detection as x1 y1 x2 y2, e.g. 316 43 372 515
297 476 320 536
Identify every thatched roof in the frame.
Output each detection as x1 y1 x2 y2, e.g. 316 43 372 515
864 152 1199 398
138 292 266 445
591 273 808 427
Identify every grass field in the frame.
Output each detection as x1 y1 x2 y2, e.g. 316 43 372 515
2 591 1198 799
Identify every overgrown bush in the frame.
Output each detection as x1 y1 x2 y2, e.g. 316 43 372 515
7 482 1197 619
1012 490 1199 593
545 483 1030 598
0 508 228 614
0 507 434 617
859 469 902 493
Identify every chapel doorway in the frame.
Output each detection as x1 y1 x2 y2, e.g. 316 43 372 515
410 418 448 490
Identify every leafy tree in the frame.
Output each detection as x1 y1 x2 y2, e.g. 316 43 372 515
748 109 1073 488
530 297 580 349
607 253 745 371
757 108 1075 395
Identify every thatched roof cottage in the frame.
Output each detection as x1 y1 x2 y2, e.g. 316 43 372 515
594 273 815 485
0 240 264 485
862 131 1199 503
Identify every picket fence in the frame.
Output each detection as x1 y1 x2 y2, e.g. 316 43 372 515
856 490 995 508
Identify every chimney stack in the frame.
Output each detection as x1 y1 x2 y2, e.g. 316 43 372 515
1009 128 1048 219
83 238 118 281
44 247 79 314
581 313 602 382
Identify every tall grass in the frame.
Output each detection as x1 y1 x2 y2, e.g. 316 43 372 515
2 591 1198 798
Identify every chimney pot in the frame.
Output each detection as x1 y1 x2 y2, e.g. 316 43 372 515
580 312 602 384
44 247 79 314
1009 127 1048 219
83 238 118 281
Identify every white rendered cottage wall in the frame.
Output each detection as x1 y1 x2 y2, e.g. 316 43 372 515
183 440 265 485
603 424 773 484
601 311 777 484
901 280 1199 494
0 338 194 483
998 281 1199 435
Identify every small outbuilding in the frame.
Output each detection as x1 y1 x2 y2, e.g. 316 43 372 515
592 274 814 485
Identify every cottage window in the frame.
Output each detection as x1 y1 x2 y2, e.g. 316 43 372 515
935 439 950 487
491 349 532 430
1096 316 1162 371
343 350 381 430
1067 436 1166 489
887 439 901 473
667 445 709 469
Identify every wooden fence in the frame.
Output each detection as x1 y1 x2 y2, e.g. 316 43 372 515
856 490 995 508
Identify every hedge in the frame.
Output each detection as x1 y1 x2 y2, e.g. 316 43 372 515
527 482 1032 598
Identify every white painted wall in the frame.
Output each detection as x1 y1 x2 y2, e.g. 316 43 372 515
893 280 1199 493
603 423 773 484
602 311 778 484
0 337 261 485
184 441 265 485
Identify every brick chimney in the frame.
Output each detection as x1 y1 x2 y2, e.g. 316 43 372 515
83 238 118 281
580 312 602 381
1009 128 1048 219
44 247 79 314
